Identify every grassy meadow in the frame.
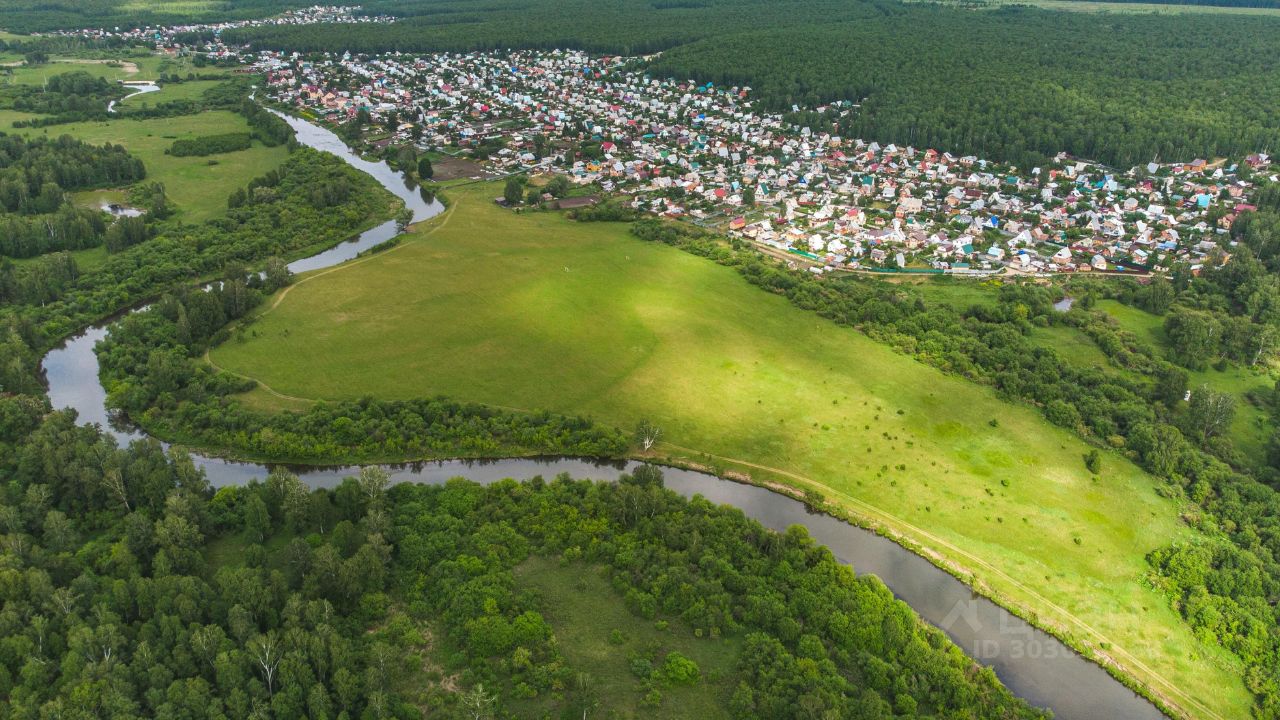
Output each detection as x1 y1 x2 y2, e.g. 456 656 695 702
210 182 1249 720
12 245 108 271
880 275 1003 309
4 110 288 223
116 79 228 107
0 53 262 223
514 557 742 718
2 58 142 85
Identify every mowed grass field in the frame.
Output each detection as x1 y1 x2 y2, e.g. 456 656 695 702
5 111 288 223
211 182 1249 720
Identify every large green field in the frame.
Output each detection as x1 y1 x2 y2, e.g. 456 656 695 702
210 182 1249 720
5 110 288 223
2 57 142 85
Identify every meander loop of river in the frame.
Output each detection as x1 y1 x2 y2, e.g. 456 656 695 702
37 111 1165 720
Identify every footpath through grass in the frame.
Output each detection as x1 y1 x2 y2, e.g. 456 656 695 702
210 182 1250 720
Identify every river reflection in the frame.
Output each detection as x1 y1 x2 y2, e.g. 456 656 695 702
36 109 1166 720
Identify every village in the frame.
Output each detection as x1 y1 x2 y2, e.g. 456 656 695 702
47 8 1280 277
246 45 1278 277
42 5 395 48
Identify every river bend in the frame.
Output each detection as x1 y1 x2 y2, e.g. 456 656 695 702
37 110 1165 720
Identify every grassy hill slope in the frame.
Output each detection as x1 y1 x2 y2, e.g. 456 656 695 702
210 182 1251 718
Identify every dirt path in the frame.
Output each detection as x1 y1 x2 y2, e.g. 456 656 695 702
203 350 312 404
264 201 456 315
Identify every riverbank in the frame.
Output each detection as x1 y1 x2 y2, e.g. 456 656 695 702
42 109 1228 712
204 180 1244 718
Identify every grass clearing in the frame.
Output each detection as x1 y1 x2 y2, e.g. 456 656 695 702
210 182 1250 719
2 58 139 85
0 108 42 126
117 0 222 12
1030 324 1112 368
204 530 298 572
0 53 227 88
515 556 741 718
71 187 128 211
1188 364 1274 463
12 245 108 271
889 275 1004 309
1097 299 1167 346
1096 299 1274 464
8 111 288 223
117 79 225 107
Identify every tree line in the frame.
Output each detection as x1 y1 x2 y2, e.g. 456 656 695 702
0 398 1051 719
0 132 145 213
0 131 146 258
627 215 1280 716
168 132 252 157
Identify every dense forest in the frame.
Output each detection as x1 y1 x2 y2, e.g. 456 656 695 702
0 132 145 258
0 132 145 212
221 0 1280 168
0 403 1051 720
168 132 252 157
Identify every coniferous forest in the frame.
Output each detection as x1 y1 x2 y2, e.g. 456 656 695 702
217 0 1280 169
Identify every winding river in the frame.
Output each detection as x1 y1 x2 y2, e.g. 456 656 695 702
106 81 160 113
38 112 1166 720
